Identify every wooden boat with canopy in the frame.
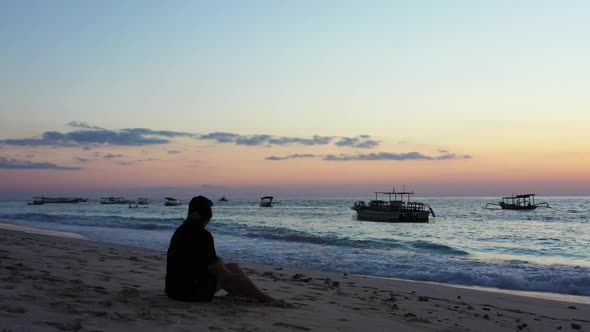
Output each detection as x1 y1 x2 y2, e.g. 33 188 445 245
260 196 273 207
352 189 435 223
485 194 550 210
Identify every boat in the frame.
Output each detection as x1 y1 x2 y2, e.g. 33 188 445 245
485 194 550 210
260 196 273 207
352 190 435 223
129 201 139 208
137 197 150 205
218 196 228 202
28 200 45 205
31 196 88 204
100 197 130 205
165 197 181 206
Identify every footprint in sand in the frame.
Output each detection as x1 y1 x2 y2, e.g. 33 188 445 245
0 304 26 313
273 322 311 331
38 320 82 331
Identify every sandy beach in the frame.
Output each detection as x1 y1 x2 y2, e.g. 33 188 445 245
1 226 588 332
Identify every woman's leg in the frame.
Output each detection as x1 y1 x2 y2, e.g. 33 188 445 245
221 263 274 303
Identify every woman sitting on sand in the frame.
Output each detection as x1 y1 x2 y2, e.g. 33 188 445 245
165 195 280 305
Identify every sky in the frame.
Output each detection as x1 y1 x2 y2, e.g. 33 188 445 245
1 0 589 198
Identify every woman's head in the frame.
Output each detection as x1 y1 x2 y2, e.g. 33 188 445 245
186 195 213 226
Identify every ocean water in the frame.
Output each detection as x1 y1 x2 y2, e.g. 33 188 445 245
1 197 589 296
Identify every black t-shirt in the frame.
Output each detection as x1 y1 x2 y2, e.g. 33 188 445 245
165 222 220 300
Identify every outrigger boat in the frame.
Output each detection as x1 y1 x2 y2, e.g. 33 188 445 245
137 197 150 205
30 196 88 204
100 197 130 205
164 197 181 206
260 196 273 207
352 190 435 223
485 194 550 210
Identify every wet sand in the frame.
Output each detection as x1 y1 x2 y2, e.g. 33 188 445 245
1 226 588 331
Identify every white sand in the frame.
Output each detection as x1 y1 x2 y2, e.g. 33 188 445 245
0 227 588 331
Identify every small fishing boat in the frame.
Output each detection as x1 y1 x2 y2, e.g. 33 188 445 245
100 197 130 205
352 189 435 223
28 200 45 205
485 194 550 210
218 196 228 202
260 196 273 207
165 197 181 206
31 196 88 204
137 197 150 205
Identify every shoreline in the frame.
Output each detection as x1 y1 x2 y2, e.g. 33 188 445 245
1 226 589 331
1 220 588 305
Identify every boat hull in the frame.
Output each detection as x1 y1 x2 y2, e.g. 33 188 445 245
355 209 430 223
499 203 537 210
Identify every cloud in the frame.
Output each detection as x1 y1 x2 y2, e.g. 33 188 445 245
1 123 380 151
435 153 472 160
199 132 333 146
167 150 181 154
200 132 240 143
268 136 332 146
114 157 158 166
323 152 473 161
0 157 82 170
0 129 170 147
74 157 89 163
68 121 104 130
121 128 196 138
265 154 317 161
103 153 123 159
334 136 380 149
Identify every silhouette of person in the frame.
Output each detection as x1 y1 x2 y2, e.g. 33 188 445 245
165 195 281 304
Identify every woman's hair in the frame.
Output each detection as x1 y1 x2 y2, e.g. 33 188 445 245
186 196 213 226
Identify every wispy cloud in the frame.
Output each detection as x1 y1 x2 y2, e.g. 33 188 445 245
68 121 104 130
324 152 473 161
114 157 158 166
334 136 380 149
265 151 472 161
199 132 333 146
103 153 123 159
0 130 170 147
0 157 82 170
265 154 317 161
74 157 89 163
0 123 382 151
0 122 199 148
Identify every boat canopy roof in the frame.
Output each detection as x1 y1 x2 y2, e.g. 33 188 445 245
261 196 273 200
502 194 536 199
165 197 178 201
375 191 414 195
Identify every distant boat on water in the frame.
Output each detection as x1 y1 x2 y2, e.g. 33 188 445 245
28 196 88 205
352 189 435 223
485 194 550 210
137 197 150 205
260 196 273 207
100 197 130 205
164 197 181 206
218 196 228 202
